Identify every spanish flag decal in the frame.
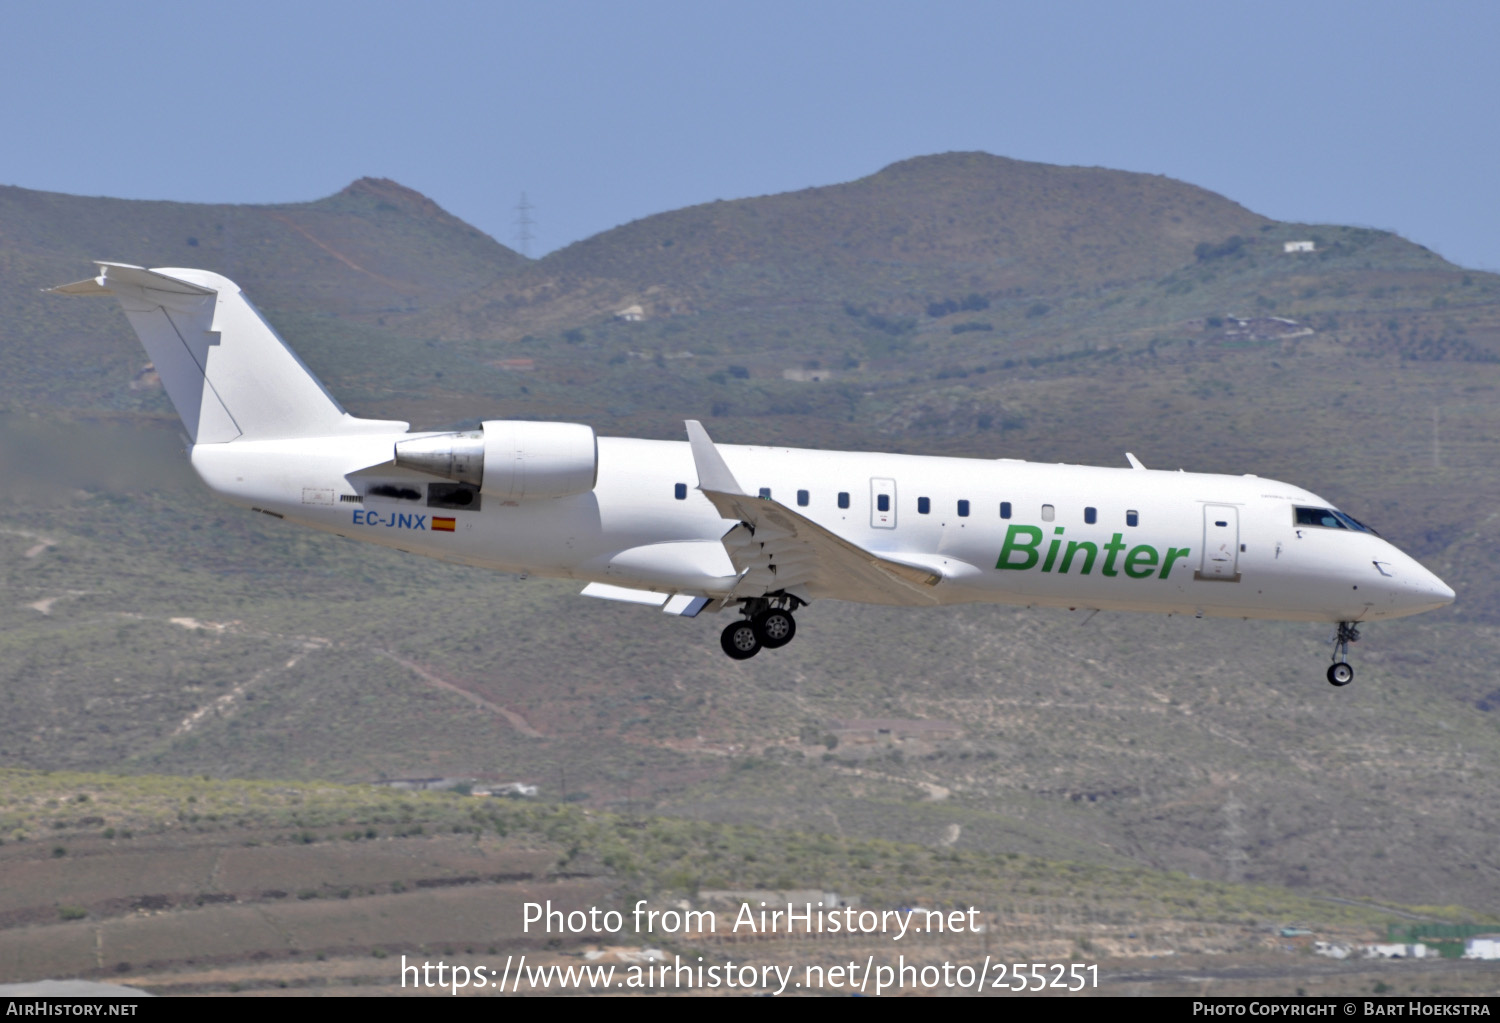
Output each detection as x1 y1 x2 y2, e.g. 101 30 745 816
432 517 456 532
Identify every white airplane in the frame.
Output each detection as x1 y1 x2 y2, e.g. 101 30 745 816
54 263 1454 685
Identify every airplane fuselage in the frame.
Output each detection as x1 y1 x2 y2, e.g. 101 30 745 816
57 261 1454 678
190 433 1453 625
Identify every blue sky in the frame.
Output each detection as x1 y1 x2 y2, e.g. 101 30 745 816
4 1 1497 267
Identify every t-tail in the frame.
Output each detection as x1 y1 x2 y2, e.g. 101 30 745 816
51 263 594 533
51 262 407 442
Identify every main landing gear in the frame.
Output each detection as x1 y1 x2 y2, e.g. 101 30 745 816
1326 621 1360 687
719 595 803 660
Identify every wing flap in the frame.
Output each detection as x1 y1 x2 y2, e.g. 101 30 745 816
580 583 710 617
580 582 669 607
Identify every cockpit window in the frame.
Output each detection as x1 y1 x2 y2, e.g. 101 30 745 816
1295 507 1345 529
1293 506 1379 535
1333 511 1379 535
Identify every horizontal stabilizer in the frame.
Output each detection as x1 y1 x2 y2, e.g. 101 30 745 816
49 262 215 298
49 277 114 297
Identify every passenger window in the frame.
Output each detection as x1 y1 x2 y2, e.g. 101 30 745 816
674 483 687 500
759 487 772 500
838 492 850 509
1041 504 1055 522
1126 510 1139 527
1000 501 1012 519
1084 506 1097 525
957 500 970 517
877 494 890 512
918 497 931 515
797 489 809 507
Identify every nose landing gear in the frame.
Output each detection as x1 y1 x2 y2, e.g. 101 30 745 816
718 594 803 659
1326 622 1361 686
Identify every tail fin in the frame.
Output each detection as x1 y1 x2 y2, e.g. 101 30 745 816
51 262 407 442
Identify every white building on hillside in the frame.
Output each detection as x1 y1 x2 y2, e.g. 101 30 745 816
1464 936 1500 959
1362 943 1430 958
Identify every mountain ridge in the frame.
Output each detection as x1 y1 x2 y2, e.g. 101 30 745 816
421 151 1286 339
1 155 1498 939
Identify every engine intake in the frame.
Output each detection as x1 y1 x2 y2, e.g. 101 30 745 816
393 421 597 500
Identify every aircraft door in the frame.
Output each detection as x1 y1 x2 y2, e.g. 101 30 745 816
1197 504 1241 581
870 478 897 529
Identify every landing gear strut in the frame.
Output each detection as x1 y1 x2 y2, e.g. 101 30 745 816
1326 621 1360 687
718 593 804 659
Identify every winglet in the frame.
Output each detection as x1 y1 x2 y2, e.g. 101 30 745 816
1125 452 1146 470
685 420 746 495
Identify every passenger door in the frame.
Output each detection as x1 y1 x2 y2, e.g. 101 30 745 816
1197 504 1240 581
870 478 896 529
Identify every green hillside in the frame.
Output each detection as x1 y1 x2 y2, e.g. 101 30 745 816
1 154 1497 969
414 151 1455 341
0 411 1495 918
9 769 1487 995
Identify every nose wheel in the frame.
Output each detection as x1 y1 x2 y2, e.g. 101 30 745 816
1327 622 1360 687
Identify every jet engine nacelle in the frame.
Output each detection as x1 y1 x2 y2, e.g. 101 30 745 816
393 420 598 500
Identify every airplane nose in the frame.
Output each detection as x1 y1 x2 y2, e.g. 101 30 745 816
1426 572 1457 606
1382 555 1455 612
1411 577 1456 609
1411 555 1455 605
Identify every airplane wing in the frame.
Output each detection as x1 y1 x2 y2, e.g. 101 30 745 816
685 421 942 604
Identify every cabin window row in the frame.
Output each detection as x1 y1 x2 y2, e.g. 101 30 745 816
673 484 1140 525
1004 503 1138 526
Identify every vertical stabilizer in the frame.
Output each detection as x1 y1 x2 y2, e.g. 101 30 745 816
51 262 406 442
